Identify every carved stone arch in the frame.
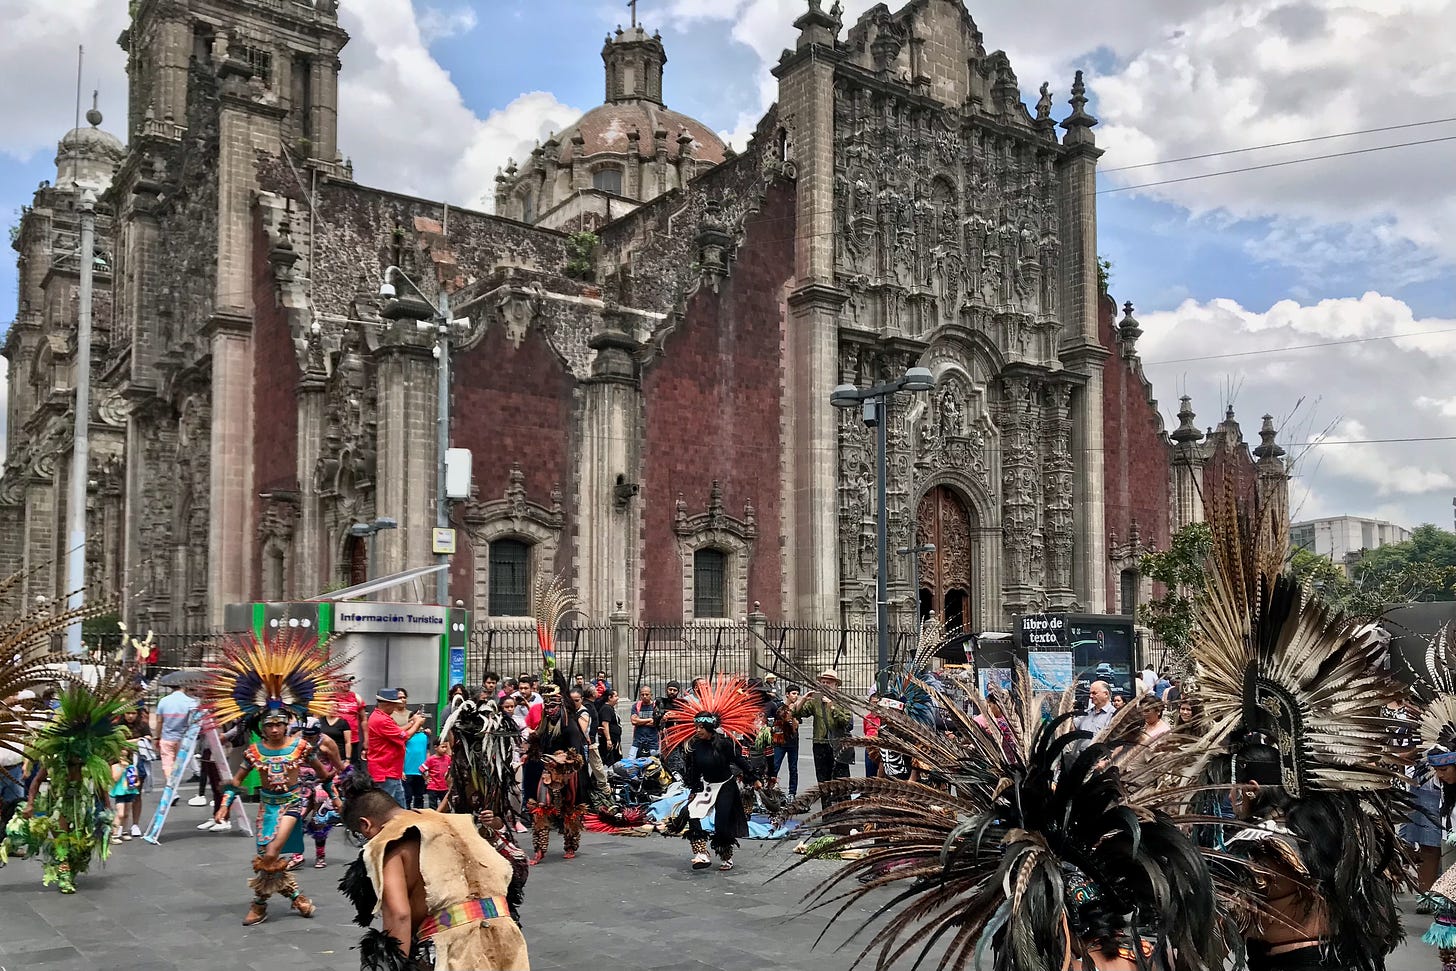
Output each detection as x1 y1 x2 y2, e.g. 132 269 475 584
673 481 756 624
912 475 1000 633
460 463 565 617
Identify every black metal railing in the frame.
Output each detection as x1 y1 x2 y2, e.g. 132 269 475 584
760 624 919 697
465 624 614 689
626 624 755 694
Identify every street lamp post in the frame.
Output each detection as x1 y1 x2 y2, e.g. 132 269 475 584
831 367 935 691
63 188 98 656
896 542 936 623
380 267 458 606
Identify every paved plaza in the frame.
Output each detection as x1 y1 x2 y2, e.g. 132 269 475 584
0 792 1442 971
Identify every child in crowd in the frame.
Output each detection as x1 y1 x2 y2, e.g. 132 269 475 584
423 742 451 809
109 758 140 843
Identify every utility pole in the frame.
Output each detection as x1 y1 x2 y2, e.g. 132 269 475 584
64 188 97 655
435 291 452 608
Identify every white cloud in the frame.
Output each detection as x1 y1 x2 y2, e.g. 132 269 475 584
1096 0 1456 274
417 4 480 43
0 0 128 162
336 0 583 210
1138 292 1456 529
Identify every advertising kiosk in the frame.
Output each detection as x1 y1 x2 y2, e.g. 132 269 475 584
958 614 1140 699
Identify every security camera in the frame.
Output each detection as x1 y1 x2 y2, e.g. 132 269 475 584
378 281 397 298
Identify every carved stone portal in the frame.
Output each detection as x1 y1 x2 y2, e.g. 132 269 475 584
916 485 973 630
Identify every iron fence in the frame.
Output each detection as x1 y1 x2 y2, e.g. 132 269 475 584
760 624 920 697
466 624 614 689
626 624 755 694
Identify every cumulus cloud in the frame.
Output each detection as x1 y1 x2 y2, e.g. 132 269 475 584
336 0 582 210
416 4 480 43
1096 0 1456 276
1137 292 1456 528
0 0 128 162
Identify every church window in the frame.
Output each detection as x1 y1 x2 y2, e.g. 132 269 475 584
1120 568 1139 617
488 539 531 616
240 45 273 84
520 191 535 223
693 548 727 619
592 167 623 195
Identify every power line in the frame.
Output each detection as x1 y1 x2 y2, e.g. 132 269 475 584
1143 327 1456 366
1100 116 1456 173
1098 133 1456 194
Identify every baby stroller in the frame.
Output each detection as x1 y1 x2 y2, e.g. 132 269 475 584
609 756 671 808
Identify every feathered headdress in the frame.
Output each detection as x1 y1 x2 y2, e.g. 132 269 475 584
1421 624 1456 767
777 663 1222 971
440 698 518 823
660 676 763 754
880 617 949 725
1190 487 1408 796
198 630 352 726
532 574 577 682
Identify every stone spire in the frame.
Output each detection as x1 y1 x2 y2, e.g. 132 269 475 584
1170 395 1204 446
794 0 840 49
1061 70 1098 147
1254 414 1286 462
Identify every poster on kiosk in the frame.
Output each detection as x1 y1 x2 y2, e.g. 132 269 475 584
1013 613 1137 704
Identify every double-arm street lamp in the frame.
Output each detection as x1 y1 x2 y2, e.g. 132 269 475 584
831 366 936 691
379 266 465 607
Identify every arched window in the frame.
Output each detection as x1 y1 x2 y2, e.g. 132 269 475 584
592 167 623 195
488 539 531 616
520 190 535 223
693 548 727 619
1120 568 1140 617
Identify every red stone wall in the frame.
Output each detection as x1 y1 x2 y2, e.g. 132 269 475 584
638 182 795 623
1099 292 1172 608
448 319 577 603
250 213 302 599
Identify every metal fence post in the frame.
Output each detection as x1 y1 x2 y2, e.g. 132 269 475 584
747 602 767 677
610 602 630 697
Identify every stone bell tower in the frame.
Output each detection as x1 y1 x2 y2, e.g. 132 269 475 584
114 0 349 629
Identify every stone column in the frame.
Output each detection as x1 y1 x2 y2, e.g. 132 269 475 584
747 602 768 679
610 602 630 697
373 329 437 580
576 307 642 622
775 3 843 624
208 325 255 625
1042 380 1077 609
1057 72 1108 613
294 372 327 594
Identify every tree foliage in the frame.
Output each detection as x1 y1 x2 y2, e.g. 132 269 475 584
1136 522 1213 662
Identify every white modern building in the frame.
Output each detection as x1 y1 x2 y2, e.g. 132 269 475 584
1290 516 1412 576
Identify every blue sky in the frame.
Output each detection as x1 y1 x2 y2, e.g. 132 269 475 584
2 0 1453 531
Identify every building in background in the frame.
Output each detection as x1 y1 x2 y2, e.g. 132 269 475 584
0 0 1283 634
1291 515 1412 577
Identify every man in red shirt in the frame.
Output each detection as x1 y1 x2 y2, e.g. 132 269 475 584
365 688 425 808
334 676 367 766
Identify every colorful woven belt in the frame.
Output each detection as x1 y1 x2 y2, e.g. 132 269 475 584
417 896 510 939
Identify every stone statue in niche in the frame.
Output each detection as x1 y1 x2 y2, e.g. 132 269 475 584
939 390 963 439
1036 82 1053 121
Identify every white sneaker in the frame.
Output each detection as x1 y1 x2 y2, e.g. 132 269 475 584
129 825 141 837
197 819 218 830
210 820 232 833
187 795 209 807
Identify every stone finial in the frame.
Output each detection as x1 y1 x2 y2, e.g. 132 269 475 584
708 480 725 517
85 91 103 128
1117 300 1142 351
1254 414 1286 460
674 492 688 526
1061 70 1098 146
1171 395 1204 445
794 0 839 49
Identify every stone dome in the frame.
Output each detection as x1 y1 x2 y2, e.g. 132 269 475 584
561 101 726 165
55 102 125 190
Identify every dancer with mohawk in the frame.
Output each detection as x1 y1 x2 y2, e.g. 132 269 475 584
661 676 763 871
199 630 351 926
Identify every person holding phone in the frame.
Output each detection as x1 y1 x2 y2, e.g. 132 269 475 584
629 686 659 758
365 688 426 808
792 669 852 788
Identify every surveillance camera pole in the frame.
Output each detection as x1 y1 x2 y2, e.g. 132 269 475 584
64 189 97 656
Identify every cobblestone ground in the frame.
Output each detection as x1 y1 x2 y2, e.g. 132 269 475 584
0 791 1439 971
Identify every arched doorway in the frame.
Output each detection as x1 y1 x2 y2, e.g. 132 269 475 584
916 485 974 631
344 534 368 587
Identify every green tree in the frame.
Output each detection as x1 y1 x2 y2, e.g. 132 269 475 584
1352 524 1456 602
1137 521 1213 666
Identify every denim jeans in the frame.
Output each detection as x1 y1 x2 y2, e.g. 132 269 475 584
772 743 799 795
375 776 407 808
0 763 23 804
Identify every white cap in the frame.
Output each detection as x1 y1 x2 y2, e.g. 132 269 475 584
15 690 36 701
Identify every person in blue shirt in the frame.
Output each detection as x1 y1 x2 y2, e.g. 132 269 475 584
403 726 432 810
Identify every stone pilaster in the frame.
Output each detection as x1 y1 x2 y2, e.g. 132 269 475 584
1057 71 1108 613
208 323 254 626
1041 379 1077 608
577 307 642 622
373 331 438 579
294 372 327 594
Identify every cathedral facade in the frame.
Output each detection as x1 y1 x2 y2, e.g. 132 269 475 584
0 0 1282 633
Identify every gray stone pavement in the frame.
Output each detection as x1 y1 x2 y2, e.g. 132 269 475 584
0 773 1441 971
